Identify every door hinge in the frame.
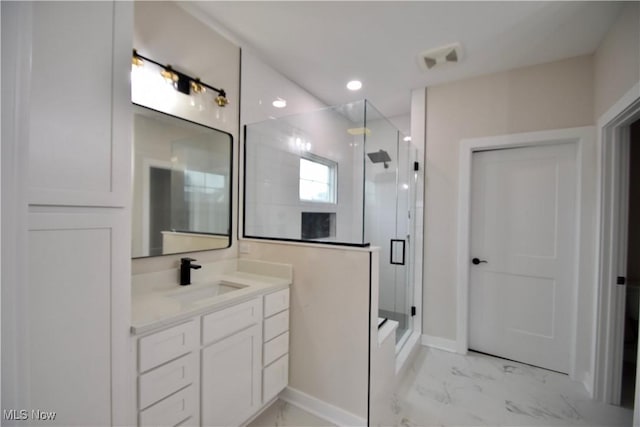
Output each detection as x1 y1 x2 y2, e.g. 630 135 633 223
617 276 626 285
414 161 420 171
411 306 416 316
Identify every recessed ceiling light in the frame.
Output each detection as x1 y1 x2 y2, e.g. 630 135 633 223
403 136 412 142
346 80 362 91
272 97 287 108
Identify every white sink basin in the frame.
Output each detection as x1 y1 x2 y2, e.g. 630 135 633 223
167 282 247 304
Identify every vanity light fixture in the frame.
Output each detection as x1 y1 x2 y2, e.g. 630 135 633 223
160 65 179 84
190 78 205 94
132 50 144 67
403 136 412 142
132 49 229 107
346 80 362 91
215 92 229 107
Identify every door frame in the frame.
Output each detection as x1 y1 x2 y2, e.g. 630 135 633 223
142 158 173 255
456 126 595 382
594 82 640 406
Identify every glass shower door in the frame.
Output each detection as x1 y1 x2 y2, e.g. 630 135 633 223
390 136 416 345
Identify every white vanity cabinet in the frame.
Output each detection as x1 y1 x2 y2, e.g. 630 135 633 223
133 287 290 426
137 321 200 426
201 299 263 426
262 288 291 403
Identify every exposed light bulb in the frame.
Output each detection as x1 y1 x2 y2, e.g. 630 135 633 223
160 66 178 85
403 136 412 142
190 79 205 94
215 94 229 107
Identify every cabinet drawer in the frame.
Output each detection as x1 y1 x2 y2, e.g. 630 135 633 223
139 321 198 372
139 353 196 409
263 354 288 403
264 332 289 366
264 288 290 317
264 310 289 342
139 384 195 427
202 298 262 345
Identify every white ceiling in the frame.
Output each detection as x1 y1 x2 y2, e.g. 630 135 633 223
190 1 623 118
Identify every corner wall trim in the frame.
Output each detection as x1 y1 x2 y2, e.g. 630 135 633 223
582 372 594 398
421 334 458 353
279 387 367 427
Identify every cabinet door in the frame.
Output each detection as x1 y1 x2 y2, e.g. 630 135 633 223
27 210 130 426
28 1 131 207
201 324 262 426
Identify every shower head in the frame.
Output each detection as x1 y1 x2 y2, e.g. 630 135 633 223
367 149 391 169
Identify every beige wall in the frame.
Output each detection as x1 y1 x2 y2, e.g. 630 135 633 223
240 241 370 419
594 2 640 120
132 2 240 273
423 55 595 341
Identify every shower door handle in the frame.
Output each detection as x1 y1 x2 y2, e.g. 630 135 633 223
390 239 406 265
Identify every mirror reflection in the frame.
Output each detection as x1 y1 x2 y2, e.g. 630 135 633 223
132 104 232 258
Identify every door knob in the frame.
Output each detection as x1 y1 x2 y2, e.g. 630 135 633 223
472 258 488 265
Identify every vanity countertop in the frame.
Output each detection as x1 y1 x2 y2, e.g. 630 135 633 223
131 259 292 335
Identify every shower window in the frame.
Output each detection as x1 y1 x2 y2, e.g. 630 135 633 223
299 155 337 203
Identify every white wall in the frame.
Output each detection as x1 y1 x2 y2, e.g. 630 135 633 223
132 1 240 274
244 105 366 243
594 2 640 120
240 51 339 241
388 114 411 137
422 55 595 376
241 50 327 126
239 242 371 420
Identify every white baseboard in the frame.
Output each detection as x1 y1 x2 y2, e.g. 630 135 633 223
279 387 367 427
421 334 458 353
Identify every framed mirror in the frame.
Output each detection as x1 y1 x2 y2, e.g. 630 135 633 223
132 103 232 258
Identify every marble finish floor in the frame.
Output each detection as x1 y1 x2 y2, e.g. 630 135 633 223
248 347 633 427
247 399 335 427
383 347 633 427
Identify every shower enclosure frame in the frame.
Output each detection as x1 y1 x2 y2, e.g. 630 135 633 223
241 99 420 352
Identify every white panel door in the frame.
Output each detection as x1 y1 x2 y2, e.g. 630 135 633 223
469 143 577 373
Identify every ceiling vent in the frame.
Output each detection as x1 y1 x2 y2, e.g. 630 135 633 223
418 42 463 71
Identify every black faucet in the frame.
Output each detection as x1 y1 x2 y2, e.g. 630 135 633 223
180 257 201 286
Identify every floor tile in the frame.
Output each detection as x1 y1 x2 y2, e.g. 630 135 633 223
247 399 335 427
378 347 633 427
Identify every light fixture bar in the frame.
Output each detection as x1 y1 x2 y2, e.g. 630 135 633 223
132 49 228 106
